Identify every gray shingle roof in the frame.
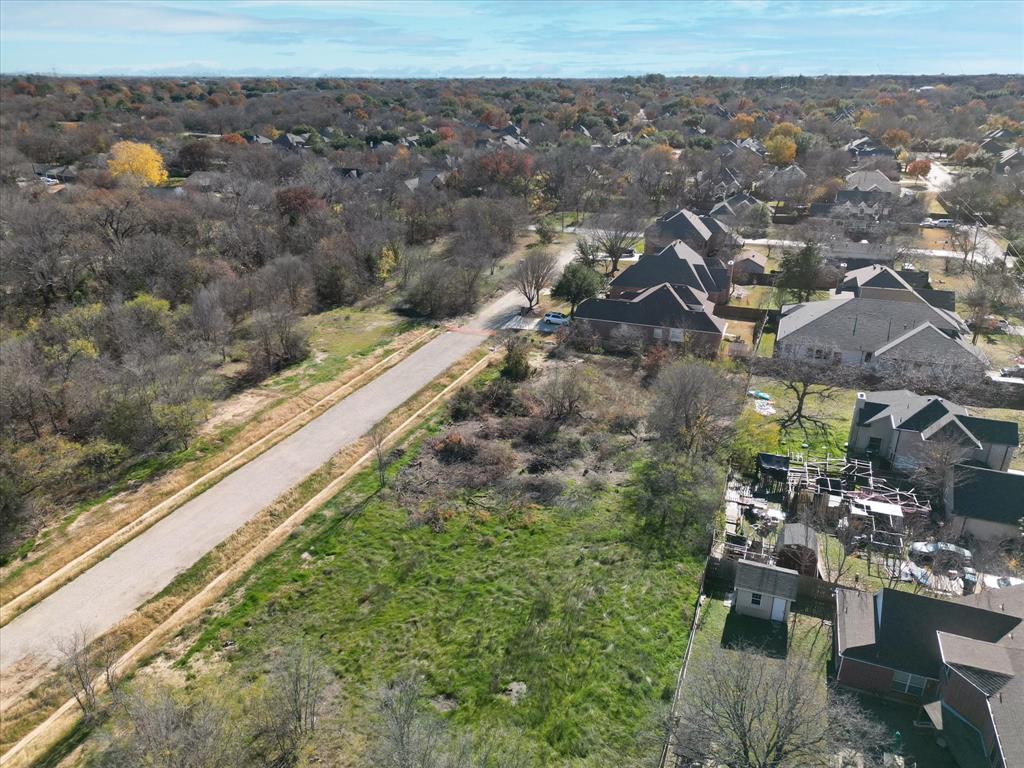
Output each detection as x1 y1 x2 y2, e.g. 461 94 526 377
859 390 1016 449
649 209 712 244
777 293 973 358
952 465 1024 525
777 523 818 551
611 241 728 295
734 559 799 600
838 588 1022 678
575 283 724 334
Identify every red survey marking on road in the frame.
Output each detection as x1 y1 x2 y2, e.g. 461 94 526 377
445 325 493 337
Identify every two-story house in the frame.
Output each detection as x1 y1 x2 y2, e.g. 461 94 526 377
848 390 1019 472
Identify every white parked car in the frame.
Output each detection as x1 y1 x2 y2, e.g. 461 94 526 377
542 311 570 326
909 541 972 566
919 218 955 228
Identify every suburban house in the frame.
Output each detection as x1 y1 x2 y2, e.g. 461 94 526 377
403 168 449 192
273 132 308 151
34 164 78 184
811 189 894 221
996 147 1024 176
610 241 731 303
644 208 741 256
945 465 1024 544
844 136 896 161
835 586 1024 767
840 265 957 313
708 165 745 197
574 282 726 355
845 169 901 196
733 559 799 623
848 390 1019 472
759 163 808 202
729 252 767 284
775 278 987 374
979 127 1016 155
834 587 1023 702
932 589 1024 768
774 523 818 576
710 191 760 219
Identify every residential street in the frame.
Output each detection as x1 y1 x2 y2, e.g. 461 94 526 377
746 233 1010 267
0 238 580 675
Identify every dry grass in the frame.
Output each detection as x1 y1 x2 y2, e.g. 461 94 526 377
0 325 437 620
0 347 492 759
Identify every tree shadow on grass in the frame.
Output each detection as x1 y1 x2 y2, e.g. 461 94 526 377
720 610 788 659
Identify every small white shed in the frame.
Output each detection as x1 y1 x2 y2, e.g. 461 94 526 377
734 559 799 623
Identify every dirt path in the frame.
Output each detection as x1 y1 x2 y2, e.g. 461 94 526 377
0 238 578 675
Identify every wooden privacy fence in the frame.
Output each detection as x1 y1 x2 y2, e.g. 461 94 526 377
704 555 836 609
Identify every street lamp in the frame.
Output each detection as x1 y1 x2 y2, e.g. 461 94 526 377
837 261 847 293
727 259 735 297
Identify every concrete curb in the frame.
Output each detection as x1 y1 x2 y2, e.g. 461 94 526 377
0 350 495 768
0 328 438 626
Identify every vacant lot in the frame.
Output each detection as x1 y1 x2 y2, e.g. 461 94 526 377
82 353 705 767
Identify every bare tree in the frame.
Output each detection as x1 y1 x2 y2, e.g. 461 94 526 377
369 421 393 489
248 642 330 766
907 433 974 508
191 285 232 361
511 250 557 309
754 357 849 445
369 675 447 768
673 643 887 768
367 674 534 768
586 201 642 274
948 223 980 274
647 359 743 457
55 627 122 720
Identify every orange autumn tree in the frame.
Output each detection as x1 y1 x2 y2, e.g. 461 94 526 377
906 159 932 178
730 113 756 139
108 140 167 186
882 128 912 149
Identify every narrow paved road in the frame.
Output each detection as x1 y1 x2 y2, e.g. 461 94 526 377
0 239 579 672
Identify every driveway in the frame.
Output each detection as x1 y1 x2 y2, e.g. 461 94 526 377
0 237 580 673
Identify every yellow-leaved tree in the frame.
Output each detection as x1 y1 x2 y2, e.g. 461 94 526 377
108 141 168 186
764 136 797 167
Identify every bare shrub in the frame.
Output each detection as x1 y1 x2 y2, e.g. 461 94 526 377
432 430 479 463
108 683 241 768
534 367 593 422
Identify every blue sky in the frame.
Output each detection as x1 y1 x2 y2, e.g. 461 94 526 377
1 0 1021 78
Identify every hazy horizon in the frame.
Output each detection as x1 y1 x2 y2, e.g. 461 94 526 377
2 0 1021 79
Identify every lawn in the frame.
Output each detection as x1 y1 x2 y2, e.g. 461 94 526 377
269 305 419 393
820 535 920 595
744 376 858 458
973 329 1024 370
178 425 702 765
688 590 831 682
729 284 777 309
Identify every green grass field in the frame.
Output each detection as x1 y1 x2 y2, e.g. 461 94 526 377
180 427 702 765
270 306 420 393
